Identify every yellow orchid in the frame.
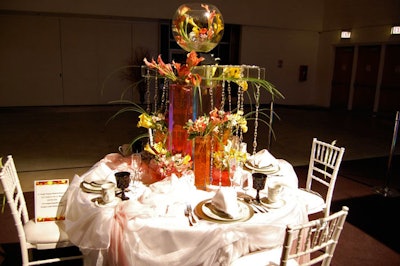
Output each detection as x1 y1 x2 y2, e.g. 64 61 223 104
182 154 192 165
237 80 248 91
153 142 167 155
144 142 168 156
137 113 154 129
224 67 242 79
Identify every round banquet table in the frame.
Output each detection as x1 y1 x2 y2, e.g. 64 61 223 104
64 154 307 266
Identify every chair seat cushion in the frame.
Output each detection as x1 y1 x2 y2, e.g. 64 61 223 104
230 247 298 266
297 189 326 215
24 219 70 245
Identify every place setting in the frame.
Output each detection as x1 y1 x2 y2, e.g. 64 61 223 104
194 187 254 223
244 149 280 174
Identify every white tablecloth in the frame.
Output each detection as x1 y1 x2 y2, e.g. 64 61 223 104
64 155 307 266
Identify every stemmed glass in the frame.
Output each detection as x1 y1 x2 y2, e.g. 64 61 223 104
131 153 142 187
252 172 267 203
241 175 251 196
228 158 237 188
115 171 131 200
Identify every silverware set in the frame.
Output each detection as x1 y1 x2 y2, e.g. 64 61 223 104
185 203 198 226
237 194 269 213
249 202 269 213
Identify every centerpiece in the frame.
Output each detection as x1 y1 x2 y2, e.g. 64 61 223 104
110 3 284 190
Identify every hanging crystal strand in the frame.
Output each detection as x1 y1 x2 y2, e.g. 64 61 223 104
160 79 167 113
153 75 158 113
209 86 214 110
208 86 214 187
145 69 151 114
227 82 232 112
237 85 244 142
210 130 214 187
220 79 226 110
252 70 261 156
164 79 170 117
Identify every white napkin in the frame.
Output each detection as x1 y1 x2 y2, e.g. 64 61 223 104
248 149 278 168
211 187 239 218
135 172 197 217
82 161 114 183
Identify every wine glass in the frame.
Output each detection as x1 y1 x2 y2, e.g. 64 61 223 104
240 174 252 197
228 158 237 188
115 171 131 200
131 153 142 187
252 172 267 203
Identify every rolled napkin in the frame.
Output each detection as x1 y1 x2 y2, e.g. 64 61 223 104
248 149 278 168
211 187 239 218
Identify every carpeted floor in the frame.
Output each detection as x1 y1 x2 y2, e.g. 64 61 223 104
332 194 400 254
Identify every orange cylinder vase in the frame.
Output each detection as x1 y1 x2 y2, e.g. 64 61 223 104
211 168 230 186
193 136 211 190
168 83 194 156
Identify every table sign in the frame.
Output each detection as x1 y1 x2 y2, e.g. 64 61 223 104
34 179 69 222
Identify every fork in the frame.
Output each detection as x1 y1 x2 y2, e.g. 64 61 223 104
184 207 193 226
187 203 198 225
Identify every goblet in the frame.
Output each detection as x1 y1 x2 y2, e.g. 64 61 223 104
115 171 131 200
252 172 267 203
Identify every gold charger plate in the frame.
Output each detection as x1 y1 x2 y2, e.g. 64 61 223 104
194 199 254 224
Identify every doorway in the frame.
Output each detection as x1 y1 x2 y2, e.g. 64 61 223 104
352 45 381 112
331 44 400 113
330 46 354 110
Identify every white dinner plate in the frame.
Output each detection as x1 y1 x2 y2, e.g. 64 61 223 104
244 162 280 174
80 181 118 194
81 181 102 193
195 199 254 223
260 197 286 209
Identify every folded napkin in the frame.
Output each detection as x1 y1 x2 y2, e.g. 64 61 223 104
211 187 239 218
136 172 197 217
81 161 114 183
248 149 278 168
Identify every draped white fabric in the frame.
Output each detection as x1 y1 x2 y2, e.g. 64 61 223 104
64 155 307 266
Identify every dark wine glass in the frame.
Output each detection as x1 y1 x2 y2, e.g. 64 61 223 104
115 171 131 200
252 172 267 203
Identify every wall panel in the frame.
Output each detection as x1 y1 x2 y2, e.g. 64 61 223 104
0 15 62 106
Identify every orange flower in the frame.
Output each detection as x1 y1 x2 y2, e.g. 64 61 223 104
144 51 204 87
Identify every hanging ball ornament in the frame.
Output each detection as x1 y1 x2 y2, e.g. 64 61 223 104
172 3 224 53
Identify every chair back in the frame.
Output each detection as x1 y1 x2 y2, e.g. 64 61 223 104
306 138 345 216
1 155 83 265
0 155 32 263
281 206 349 266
